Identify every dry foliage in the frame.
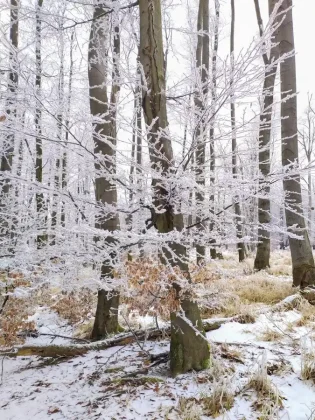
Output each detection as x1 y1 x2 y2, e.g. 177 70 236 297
0 271 35 346
0 298 35 346
50 289 96 325
125 259 185 320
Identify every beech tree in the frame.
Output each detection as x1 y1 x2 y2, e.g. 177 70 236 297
277 0 315 287
209 0 220 260
0 0 20 246
88 3 121 339
230 0 245 262
139 0 210 376
194 0 209 264
253 0 279 270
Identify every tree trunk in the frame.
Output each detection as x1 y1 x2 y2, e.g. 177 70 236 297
35 0 46 247
277 0 315 288
253 0 278 270
194 0 209 264
308 154 312 245
0 0 19 247
209 0 220 260
230 0 245 262
89 5 120 339
127 51 142 242
139 0 210 376
61 30 74 228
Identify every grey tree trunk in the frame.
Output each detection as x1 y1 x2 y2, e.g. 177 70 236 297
0 0 19 244
127 51 142 239
139 0 210 376
230 0 245 262
209 0 220 260
194 0 209 264
254 0 278 270
277 0 315 287
61 30 75 228
51 18 65 247
34 0 47 248
89 5 121 339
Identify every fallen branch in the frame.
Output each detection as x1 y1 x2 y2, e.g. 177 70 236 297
17 331 89 343
0 317 227 358
271 293 302 312
0 295 9 316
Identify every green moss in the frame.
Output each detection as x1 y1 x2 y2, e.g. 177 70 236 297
200 354 211 370
170 313 211 377
117 324 125 333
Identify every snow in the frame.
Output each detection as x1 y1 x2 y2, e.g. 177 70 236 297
2 298 315 418
26 307 74 346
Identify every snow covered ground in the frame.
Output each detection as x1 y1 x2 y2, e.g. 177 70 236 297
2 254 315 419
1 308 315 419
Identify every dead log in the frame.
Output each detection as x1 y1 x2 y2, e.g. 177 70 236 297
0 317 229 358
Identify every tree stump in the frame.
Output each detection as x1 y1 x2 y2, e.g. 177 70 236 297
170 300 210 377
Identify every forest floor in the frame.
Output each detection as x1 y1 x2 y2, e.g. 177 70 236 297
2 251 315 419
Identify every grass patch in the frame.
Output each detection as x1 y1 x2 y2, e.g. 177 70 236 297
301 345 315 381
235 276 293 305
201 381 235 416
172 397 202 420
246 354 284 417
200 265 294 319
294 299 315 327
74 319 94 339
258 327 283 342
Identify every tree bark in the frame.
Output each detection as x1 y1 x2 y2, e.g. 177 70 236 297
230 0 245 262
0 0 19 246
89 4 120 339
209 0 220 260
34 0 46 247
194 0 209 264
139 0 210 376
127 50 142 240
277 0 315 287
61 30 75 228
254 0 278 270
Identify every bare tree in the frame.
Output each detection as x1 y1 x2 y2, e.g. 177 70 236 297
61 30 75 228
0 0 20 245
34 0 47 247
230 0 245 262
139 0 210 376
277 0 315 287
209 0 220 259
127 49 142 241
194 0 209 264
253 0 278 270
89 4 121 339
